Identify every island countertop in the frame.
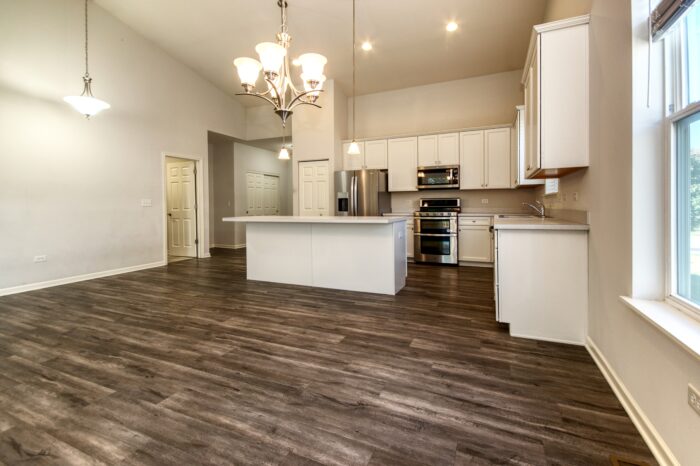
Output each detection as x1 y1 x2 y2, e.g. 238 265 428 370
222 216 406 224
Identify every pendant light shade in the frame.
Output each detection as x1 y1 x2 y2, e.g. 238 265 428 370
64 0 110 118
347 141 361 155
278 147 290 160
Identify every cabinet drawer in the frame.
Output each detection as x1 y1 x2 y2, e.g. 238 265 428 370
458 217 491 226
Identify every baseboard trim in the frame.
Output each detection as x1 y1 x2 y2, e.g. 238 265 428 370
210 244 246 250
0 260 167 297
586 337 679 466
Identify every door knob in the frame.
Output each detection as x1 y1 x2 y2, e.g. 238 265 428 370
168 213 172 217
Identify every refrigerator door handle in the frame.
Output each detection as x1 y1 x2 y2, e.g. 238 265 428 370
351 175 357 216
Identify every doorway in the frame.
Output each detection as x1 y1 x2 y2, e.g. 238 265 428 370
164 155 200 261
298 160 329 216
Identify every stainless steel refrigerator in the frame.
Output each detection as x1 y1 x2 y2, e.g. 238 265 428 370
335 170 391 216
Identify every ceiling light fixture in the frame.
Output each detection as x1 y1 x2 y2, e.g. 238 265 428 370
446 21 458 32
361 41 372 51
347 0 361 156
279 124 290 160
233 0 327 127
64 0 110 118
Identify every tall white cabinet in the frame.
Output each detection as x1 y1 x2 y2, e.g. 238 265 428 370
459 128 511 190
523 15 590 179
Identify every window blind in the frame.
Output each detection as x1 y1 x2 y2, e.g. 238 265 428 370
652 0 697 39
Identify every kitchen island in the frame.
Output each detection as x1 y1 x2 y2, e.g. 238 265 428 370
221 216 407 295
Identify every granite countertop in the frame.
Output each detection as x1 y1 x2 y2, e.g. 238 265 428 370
493 217 590 231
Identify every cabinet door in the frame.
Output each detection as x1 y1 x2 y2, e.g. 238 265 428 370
458 226 492 262
438 133 459 165
484 128 511 189
540 24 589 169
387 137 418 192
342 142 364 171
406 222 414 258
417 135 438 167
364 140 388 170
459 131 484 189
525 43 541 177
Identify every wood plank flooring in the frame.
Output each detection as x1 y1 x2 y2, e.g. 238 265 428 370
0 249 656 465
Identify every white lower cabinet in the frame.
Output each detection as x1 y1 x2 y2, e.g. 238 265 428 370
458 217 492 263
495 228 588 344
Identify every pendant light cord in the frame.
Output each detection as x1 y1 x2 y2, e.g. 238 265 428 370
84 0 89 78
352 0 356 141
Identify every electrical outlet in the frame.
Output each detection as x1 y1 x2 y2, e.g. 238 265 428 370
689 384 700 416
562 193 567 201
481 199 489 204
33 255 47 263
573 192 579 202
140 199 152 207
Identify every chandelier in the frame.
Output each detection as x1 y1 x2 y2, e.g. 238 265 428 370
64 0 110 118
233 0 327 126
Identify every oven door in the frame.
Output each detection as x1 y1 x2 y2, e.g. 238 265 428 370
417 166 460 189
414 233 458 265
414 217 457 235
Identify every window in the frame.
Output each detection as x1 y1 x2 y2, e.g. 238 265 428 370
544 178 559 196
667 1 700 312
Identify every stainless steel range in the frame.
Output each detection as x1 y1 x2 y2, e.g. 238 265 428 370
414 198 460 265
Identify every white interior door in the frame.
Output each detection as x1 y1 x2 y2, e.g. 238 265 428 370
246 172 265 215
298 160 329 216
263 174 280 215
167 160 197 257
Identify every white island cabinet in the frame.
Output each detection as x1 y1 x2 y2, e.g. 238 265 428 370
222 216 407 295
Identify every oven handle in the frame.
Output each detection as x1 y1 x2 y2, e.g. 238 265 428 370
414 233 457 237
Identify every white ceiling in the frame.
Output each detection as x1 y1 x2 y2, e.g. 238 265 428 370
96 0 548 106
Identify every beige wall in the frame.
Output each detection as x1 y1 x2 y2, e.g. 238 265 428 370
0 0 246 291
542 1 700 464
543 0 592 22
348 71 523 140
210 141 236 247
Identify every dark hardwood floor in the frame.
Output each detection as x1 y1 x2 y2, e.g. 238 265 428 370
0 249 655 465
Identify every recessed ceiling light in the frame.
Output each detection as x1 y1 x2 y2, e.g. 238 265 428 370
446 21 458 32
292 58 301 66
361 41 372 51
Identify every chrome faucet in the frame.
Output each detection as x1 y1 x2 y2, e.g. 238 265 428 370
522 200 546 218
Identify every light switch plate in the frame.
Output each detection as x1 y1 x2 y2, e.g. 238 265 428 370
141 199 152 207
481 199 488 204
33 255 47 263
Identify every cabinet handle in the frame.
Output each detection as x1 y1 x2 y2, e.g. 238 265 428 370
526 164 531 170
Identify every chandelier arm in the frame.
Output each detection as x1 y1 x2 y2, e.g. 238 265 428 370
235 92 281 108
289 100 322 112
262 73 286 108
287 88 324 109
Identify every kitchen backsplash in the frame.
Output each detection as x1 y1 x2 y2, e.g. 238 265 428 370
390 189 538 213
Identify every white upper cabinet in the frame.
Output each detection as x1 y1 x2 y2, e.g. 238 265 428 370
523 15 590 178
460 131 485 189
438 133 460 165
460 129 510 189
342 142 364 171
341 140 387 170
417 133 459 167
364 139 388 169
388 137 418 192
484 128 511 189
417 135 438 167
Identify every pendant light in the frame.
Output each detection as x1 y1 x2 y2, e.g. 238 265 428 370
279 124 290 160
347 0 361 155
64 0 110 118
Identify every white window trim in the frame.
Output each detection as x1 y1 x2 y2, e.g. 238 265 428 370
665 100 700 317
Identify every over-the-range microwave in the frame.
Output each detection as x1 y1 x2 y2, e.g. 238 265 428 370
417 165 460 190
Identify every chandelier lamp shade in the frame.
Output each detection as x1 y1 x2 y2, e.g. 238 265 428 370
233 0 327 126
64 0 110 118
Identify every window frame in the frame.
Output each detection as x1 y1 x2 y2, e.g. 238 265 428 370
666 100 700 317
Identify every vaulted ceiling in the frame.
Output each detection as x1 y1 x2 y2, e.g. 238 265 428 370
96 0 548 106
